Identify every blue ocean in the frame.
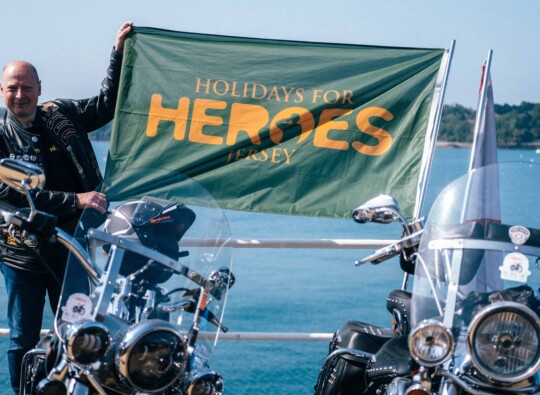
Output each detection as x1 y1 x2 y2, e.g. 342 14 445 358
0 144 537 394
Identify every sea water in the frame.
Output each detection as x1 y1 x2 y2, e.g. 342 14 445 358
0 145 537 394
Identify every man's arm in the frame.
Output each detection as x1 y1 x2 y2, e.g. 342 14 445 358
54 21 134 132
0 142 106 215
115 21 133 52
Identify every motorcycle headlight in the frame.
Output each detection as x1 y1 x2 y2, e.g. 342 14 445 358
36 378 67 395
185 370 224 395
404 381 431 395
408 319 454 367
467 301 540 383
117 319 187 392
65 321 110 365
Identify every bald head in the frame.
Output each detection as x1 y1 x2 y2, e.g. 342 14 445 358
0 60 41 127
2 61 40 84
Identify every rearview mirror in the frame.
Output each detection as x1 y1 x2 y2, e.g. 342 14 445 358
353 194 401 224
0 159 45 192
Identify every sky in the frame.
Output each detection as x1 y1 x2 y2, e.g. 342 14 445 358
1 0 539 109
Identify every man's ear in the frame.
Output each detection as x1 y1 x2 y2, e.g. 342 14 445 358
38 81 42 96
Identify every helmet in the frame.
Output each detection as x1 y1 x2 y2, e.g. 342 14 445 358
104 198 196 283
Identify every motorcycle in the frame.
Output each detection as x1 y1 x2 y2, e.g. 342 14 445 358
316 161 540 394
0 159 234 394
314 194 423 395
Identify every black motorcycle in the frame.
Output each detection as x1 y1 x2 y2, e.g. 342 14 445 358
316 161 540 394
0 159 234 394
314 194 423 395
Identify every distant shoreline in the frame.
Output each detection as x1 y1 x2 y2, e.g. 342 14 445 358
436 142 472 148
436 141 540 149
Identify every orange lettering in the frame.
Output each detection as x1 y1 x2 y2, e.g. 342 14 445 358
314 109 352 150
271 148 282 163
195 78 211 94
146 94 190 140
227 103 269 145
189 99 226 145
353 107 393 156
269 107 315 144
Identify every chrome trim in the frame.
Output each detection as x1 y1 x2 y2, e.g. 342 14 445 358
116 319 186 392
404 381 431 395
65 321 110 364
409 319 454 367
467 301 540 383
185 369 223 395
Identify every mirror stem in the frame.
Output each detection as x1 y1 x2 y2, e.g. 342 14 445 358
22 178 37 220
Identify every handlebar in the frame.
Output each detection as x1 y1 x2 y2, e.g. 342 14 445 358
356 230 423 266
0 200 101 284
0 158 228 303
0 198 225 300
86 229 226 300
0 200 57 239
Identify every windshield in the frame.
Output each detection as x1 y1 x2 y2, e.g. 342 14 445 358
55 168 233 367
411 161 540 328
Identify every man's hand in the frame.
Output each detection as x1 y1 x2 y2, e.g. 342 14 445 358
115 21 133 52
76 191 108 214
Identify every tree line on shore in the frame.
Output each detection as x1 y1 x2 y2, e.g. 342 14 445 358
1 102 539 146
440 102 540 147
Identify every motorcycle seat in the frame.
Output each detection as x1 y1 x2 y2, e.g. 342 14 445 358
386 289 411 335
365 335 412 386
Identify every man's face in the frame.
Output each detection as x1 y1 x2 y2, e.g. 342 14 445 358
0 62 41 124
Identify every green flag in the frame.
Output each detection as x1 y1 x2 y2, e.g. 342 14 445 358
105 27 445 219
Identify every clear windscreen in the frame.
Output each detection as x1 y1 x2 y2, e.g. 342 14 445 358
411 162 540 328
56 168 233 359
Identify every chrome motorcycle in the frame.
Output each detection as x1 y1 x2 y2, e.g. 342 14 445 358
314 194 423 395
0 160 234 395
316 161 540 394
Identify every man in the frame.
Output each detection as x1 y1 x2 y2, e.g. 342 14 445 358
0 21 132 394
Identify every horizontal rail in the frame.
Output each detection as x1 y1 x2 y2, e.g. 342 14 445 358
0 239 394 341
204 332 334 341
0 329 334 341
184 238 396 249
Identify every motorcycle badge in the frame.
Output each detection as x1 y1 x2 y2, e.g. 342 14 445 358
61 293 93 323
22 233 39 248
499 252 531 283
509 225 531 245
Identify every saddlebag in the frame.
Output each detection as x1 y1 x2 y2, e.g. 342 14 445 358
365 335 413 389
314 320 394 395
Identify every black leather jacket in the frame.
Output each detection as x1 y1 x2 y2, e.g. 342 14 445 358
0 48 122 271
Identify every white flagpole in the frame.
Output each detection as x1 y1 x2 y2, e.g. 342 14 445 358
413 40 455 220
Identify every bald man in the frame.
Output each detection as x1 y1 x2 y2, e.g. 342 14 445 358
0 22 132 394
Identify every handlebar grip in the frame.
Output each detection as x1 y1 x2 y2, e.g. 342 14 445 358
0 200 17 214
24 211 58 239
356 244 398 266
356 230 422 267
0 202 58 239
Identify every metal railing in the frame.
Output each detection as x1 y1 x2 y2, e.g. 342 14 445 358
198 237 394 341
0 237 395 341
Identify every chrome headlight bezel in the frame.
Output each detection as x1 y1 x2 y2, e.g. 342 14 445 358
65 321 110 365
185 369 224 395
408 319 454 367
467 301 540 383
116 319 187 392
